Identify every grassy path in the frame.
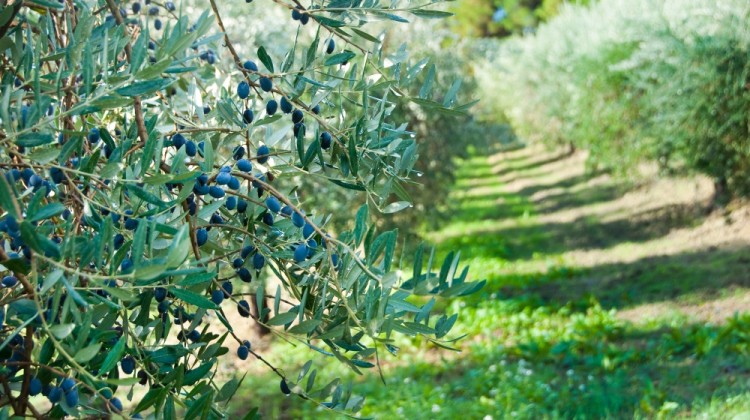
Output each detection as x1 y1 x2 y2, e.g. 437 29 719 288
234 146 750 419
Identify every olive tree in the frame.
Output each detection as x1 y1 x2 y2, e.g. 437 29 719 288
0 0 483 417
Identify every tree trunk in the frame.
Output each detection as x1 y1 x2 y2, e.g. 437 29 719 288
712 176 730 207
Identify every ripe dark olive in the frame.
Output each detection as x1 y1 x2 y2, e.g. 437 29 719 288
29 174 42 188
124 218 139 230
293 123 305 137
237 81 250 99
293 243 307 262
48 387 62 403
193 183 209 195
148 6 158 15
154 287 167 302
233 258 244 268
291 109 304 124
243 108 254 124
237 300 251 317
65 389 79 407
241 245 254 258
172 133 186 148
280 96 293 113
203 106 211 114
227 176 240 190
211 289 224 305
165 1 175 11
20 169 34 184
254 172 268 190
265 196 281 213
320 132 332 149
237 158 252 172
280 379 292 395
121 356 136 374
185 140 197 157
281 206 294 217
237 199 248 213
114 233 125 249
233 145 246 160
302 223 315 239
61 377 76 393
196 228 208 246
2 275 18 288
252 253 265 270
266 100 278 115
87 127 100 144
221 281 233 297
326 38 335 54
132 2 141 13
237 345 249 360
208 186 225 198
110 397 123 412
28 377 42 396
259 77 273 92
226 196 237 210
257 145 270 164
216 172 231 185
292 210 305 228
121 258 134 273
154 19 162 30
237 267 252 283
243 60 258 71
312 104 321 114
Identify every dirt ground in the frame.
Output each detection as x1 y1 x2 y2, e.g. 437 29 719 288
472 145 750 324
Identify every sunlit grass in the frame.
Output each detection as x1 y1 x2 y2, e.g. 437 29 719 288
229 148 750 419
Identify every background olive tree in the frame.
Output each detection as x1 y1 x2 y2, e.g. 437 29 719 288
0 0 483 417
482 0 750 200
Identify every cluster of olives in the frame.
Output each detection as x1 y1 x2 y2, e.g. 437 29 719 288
234 72 334 157
0 0 355 415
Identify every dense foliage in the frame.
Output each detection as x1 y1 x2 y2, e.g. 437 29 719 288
0 0 484 417
450 0 591 38
197 2 487 241
485 0 750 197
370 20 484 238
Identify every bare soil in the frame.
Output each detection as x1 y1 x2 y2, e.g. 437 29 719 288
468 144 750 324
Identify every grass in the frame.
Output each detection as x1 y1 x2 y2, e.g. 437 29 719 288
229 145 750 419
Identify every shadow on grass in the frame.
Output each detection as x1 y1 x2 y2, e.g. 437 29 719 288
234 292 750 419
439 201 708 261
533 183 625 215
512 170 609 198
231 148 750 419
347 316 750 419
467 245 750 312
449 192 535 222
491 151 573 178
